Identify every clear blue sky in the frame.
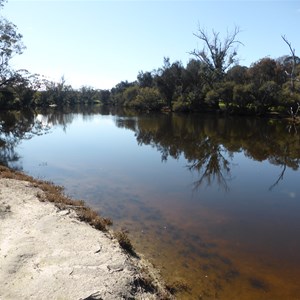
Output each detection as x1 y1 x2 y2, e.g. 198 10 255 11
2 0 300 90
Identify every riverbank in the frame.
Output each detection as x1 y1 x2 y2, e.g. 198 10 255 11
0 166 173 300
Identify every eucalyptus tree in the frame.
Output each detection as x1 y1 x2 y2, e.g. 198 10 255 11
137 71 154 88
0 3 25 87
189 26 243 110
176 59 207 110
0 0 29 110
110 81 136 106
155 57 184 108
226 65 248 84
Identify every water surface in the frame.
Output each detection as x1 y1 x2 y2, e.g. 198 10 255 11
1 107 300 299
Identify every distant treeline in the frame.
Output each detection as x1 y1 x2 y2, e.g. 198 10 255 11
0 0 299 116
1 55 299 117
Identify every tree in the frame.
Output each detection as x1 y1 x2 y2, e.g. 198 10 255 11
110 81 136 106
131 87 163 111
137 71 154 88
226 65 248 84
99 89 111 105
256 80 280 114
233 83 255 111
155 57 183 108
9 70 41 108
122 85 139 107
205 81 234 110
0 15 25 87
247 58 279 86
174 59 207 111
0 2 26 108
190 26 242 84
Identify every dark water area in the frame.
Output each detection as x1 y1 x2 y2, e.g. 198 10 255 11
1 107 300 299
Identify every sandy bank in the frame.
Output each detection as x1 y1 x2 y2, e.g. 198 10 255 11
0 176 172 300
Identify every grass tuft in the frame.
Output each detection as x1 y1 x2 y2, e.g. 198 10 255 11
77 206 113 231
114 230 136 255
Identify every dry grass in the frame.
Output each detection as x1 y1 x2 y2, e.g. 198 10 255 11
76 206 112 231
114 230 135 255
0 165 112 231
135 268 175 300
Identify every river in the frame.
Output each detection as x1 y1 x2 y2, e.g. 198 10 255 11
1 106 300 299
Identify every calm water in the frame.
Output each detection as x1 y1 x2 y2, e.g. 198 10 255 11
1 107 300 299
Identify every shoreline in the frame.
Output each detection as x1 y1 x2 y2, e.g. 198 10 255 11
0 166 173 299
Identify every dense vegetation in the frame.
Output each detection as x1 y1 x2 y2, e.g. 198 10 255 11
0 1 299 117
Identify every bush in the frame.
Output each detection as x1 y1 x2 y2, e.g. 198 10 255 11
173 95 191 112
130 87 165 111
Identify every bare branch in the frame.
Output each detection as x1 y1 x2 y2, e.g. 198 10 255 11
190 26 243 82
282 35 296 91
282 35 296 56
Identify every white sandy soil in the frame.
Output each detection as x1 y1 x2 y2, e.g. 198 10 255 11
0 178 168 300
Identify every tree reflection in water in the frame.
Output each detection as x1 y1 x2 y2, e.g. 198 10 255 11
0 106 108 169
1 108 299 192
1 108 299 300
268 143 300 190
0 110 50 169
186 144 231 191
115 112 300 191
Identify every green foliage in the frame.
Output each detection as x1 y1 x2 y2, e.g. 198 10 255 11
110 81 135 106
0 16 25 88
99 89 111 105
226 65 248 84
255 80 280 113
205 89 220 108
123 85 139 106
205 81 235 110
130 87 164 110
248 58 281 86
173 95 191 112
137 71 154 88
155 58 183 108
281 82 300 104
233 83 255 111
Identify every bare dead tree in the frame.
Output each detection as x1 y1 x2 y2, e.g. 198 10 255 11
189 26 243 80
282 35 297 91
